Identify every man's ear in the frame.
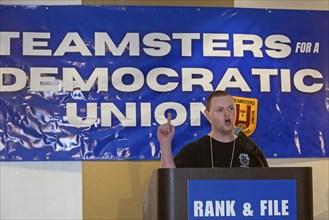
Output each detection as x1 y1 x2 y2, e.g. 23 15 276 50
204 109 210 122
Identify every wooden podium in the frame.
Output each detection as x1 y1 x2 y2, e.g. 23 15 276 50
143 167 313 220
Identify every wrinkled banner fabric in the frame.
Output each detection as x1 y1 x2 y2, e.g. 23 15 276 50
0 6 328 161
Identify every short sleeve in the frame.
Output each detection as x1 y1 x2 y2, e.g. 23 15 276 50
174 144 197 168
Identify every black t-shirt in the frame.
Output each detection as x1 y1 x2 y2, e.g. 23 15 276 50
174 135 263 168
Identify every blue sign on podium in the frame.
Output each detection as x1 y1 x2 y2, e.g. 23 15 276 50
188 179 297 219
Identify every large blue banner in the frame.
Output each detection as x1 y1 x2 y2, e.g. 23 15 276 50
0 5 328 161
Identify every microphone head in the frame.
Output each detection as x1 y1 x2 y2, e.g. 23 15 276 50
233 127 243 136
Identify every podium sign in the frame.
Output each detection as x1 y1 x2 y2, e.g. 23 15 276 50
188 180 297 219
143 168 313 220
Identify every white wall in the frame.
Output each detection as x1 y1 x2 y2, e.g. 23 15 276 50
235 0 328 10
0 162 83 220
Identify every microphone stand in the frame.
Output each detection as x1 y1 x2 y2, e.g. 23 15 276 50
234 127 269 168
245 143 269 168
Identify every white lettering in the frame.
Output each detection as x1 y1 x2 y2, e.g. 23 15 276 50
30 67 59 92
101 102 136 126
313 42 320 53
282 200 289 216
260 200 267 216
280 69 291 92
1 31 295 58
265 35 291 58
0 67 323 94
215 200 225 216
172 33 200 56
190 103 205 126
194 201 203 217
147 68 178 92
54 32 92 56
63 67 108 91
182 68 213 91
154 102 187 126
252 68 278 92
94 32 140 56
64 101 206 127
140 103 151 126
234 34 263 57
225 200 236 216
23 32 51 56
0 67 26 91
216 68 251 91
260 200 290 216
203 33 230 57
0 32 20 55
67 102 98 127
193 200 236 217
112 67 144 92
205 201 214 216
294 69 323 93
143 33 171 56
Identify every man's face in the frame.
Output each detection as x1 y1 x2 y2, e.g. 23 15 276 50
205 95 236 134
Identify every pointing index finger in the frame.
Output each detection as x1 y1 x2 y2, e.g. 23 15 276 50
167 112 172 125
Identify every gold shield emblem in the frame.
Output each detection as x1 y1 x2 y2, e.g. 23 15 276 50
233 96 258 136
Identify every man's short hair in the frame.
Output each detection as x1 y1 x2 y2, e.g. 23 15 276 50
205 90 233 111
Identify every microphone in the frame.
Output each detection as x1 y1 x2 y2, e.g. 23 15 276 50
234 127 260 153
233 127 269 167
